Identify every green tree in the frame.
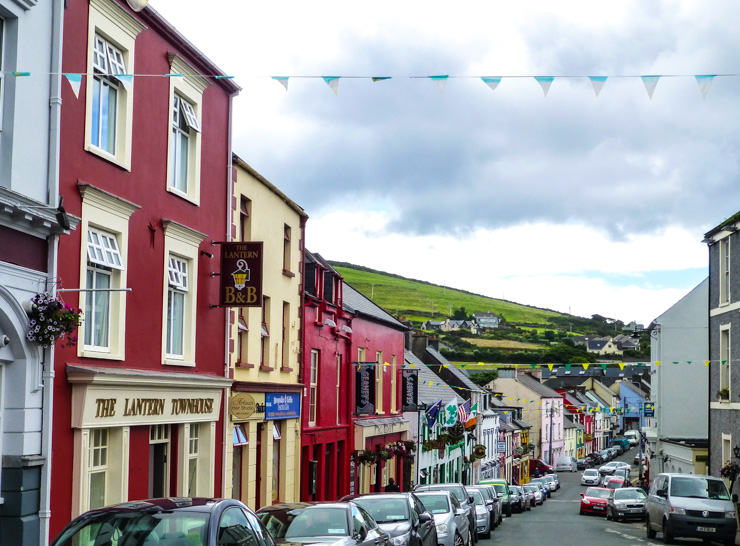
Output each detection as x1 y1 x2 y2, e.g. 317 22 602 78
453 306 469 320
543 330 556 342
469 370 498 386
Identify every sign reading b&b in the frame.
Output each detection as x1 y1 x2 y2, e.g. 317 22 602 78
219 242 263 307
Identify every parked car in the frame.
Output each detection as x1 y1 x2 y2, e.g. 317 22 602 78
529 480 549 501
606 487 648 522
544 474 560 491
605 477 627 490
52 497 276 546
340 493 437 546
613 444 624 456
634 453 648 466
468 488 491 539
507 486 526 513
646 473 738 546
586 452 604 466
523 484 542 506
612 468 631 483
257 501 391 546
607 446 620 459
477 478 512 517
528 458 554 475
579 487 611 516
415 490 472 546
598 449 613 462
623 430 640 446
555 456 578 472
530 477 554 495
415 483 477 542
576 458 590 470
466 485 502 529
599 461 631 476
581 468 600 486
612 438 631 450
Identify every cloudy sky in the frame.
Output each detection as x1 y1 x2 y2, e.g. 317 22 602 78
152 0 740 325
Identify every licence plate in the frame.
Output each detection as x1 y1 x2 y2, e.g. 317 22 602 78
593 506 603 510
697 527 716 533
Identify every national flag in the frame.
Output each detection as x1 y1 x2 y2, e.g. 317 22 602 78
443 397 458 426
465 402 478 427
458 399 471 423
425 400 442 429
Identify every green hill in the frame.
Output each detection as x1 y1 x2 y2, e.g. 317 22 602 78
331 262 570 325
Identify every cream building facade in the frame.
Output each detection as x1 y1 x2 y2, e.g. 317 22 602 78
226 155 307 509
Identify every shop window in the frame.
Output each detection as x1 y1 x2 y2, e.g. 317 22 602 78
375 351 383 413
272 423 281 503
88 428 109 509
187 423 199 497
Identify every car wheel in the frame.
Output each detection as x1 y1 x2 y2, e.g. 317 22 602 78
468 530 474 546
646 516 657 538
506 504 512 517
579 508 584 515
454 533 465 546
606 507 612 520
662 520 674 544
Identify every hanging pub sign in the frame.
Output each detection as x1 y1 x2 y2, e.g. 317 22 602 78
219 241 263 307
354 362 377 415
401 369 419 411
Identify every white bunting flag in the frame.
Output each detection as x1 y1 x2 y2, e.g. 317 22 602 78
695 75 714 99
589 76 607 97
322 76 340 95
641 75 660 99
481 76 502 92
534 76 554 97
64 73 82 99
430 75 449 94
272 76 289 91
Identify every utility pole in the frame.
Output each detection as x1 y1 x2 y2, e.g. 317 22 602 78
371 284 377 300
547 402 555 465
638 402 644 483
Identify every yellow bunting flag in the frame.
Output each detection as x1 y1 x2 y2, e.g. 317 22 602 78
582 363 590 371
705 360 711 366
547 363 554 371
618 362 625 370
655 361 661 367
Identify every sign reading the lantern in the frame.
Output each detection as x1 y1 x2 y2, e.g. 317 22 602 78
402 369 419 411
219 241 263 307
354 362 377 415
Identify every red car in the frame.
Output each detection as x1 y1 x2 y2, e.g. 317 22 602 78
580 487 611 516
605 477 626 490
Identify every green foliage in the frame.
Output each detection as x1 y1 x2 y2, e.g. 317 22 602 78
469 370 498 386
452 306 470 320
543 330 556 342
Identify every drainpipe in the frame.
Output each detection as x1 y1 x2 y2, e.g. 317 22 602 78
39 1 65 544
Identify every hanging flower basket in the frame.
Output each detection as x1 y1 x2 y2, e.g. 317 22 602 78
375 445 393 461
718 388 730 400
358 449 377 466
719 460 740 482
25 292 82 349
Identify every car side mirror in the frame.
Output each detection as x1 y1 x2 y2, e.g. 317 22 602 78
419 512 432 524
355 527 368 542
580 493 584 498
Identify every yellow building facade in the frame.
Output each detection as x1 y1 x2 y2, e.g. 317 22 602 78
225 155 307 509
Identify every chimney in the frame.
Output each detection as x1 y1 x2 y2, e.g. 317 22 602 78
410 332 429 359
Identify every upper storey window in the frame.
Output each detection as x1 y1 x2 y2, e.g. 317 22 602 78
91 35 125 155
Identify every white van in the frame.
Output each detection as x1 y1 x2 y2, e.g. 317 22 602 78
623 430 640 446
555 456 577 472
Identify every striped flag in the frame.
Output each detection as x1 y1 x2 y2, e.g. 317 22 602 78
458 399 471 423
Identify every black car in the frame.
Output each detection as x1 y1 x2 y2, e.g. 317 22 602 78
52 497 275 546
258 502 392 546
340 493 437 546
576 458 590 470
587 453 604 466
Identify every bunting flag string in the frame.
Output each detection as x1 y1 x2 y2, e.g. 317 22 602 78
3 71 736 101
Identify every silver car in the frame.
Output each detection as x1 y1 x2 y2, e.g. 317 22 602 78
523 484 542 506
415 491 472 546
466 485 501 529
469 489 491 539
606 487 647 521
544 474 559 491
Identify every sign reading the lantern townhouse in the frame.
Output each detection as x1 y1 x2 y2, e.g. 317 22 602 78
219 241 263 307
402 369 419 411
265 393 301 420
354 362 377 415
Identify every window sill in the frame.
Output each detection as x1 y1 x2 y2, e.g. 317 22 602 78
166 184 200 206
237 361 255 369
259 365 275 372
282 269 295 278
85 143 131 172
280 366 293 373
79 349 124 361
163 359 196 367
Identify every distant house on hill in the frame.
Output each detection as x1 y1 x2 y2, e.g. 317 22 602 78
449 320 476 332
612 334 639 352
586 337 622 355
421 319 447 331
473 312 502 330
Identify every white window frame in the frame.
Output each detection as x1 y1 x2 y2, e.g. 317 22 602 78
178 421 214 497
90 35 124 155
165 56 209 205
309 349 318 426
78 185 139 361
720 238 730 305
390 354 397 412
84 0 144 170
166 255 189 359
376 351 383 413
161 220 205 366
75 426 128 517
720 325 731 394
85 266 112 351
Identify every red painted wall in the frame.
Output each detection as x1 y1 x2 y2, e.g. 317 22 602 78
50 0 236 536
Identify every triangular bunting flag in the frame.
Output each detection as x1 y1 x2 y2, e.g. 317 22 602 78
530 363 537 370
687 361 692 365
589 76 607 97
722 360 727 365
672 361 679 365
641 75 660 99
429 75 449 94
655 361 661 367
117 74 133 89
272 76 290 91
705 360 711 366
695 75 714 99
64 73 82 99
481 76 502 92
547 364 554 371
534 76 554 96
322 76 340 95
582 363 590 371
619 362 625 370
564 363 571 371
372 77 391 82
600 363 608 372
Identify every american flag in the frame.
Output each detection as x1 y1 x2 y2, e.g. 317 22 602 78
458 399 471 423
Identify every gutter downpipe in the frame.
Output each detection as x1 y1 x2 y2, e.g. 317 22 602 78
222 93 237 497
40 1 65 543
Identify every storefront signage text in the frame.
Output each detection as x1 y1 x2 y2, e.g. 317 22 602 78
401 370 418 411
354 362 376 415
95 397 214 418
219 241 263 307
265 393 300 420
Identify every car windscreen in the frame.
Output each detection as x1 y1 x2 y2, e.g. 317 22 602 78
353 498 410 523
470 490 485 506
492 484 507 495
272 507 349 538
417 495 450 514
53 510 209 546
430 485 467 504
670 477 731 500
614 489 647 501
470 487 492 501
585 489 612 499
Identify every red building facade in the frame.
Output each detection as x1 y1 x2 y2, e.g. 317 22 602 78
300 252 408 500
50 0 238 536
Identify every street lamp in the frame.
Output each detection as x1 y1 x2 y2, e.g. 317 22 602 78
734 444 740 459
